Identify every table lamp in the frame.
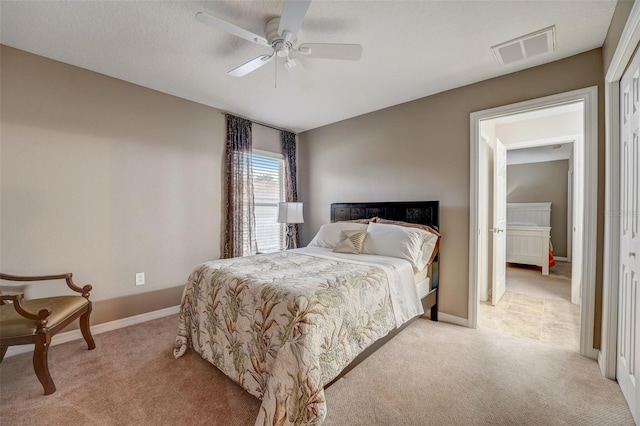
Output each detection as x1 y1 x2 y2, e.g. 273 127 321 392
277 202 304 249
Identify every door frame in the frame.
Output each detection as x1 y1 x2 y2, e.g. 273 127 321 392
469 86 598 359
600 1 640 380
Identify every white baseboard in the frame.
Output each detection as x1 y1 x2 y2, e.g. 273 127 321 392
598 350 605 375
421 311 468 327
586 347 599 360
554 256 569 262
437 312 469 327
5 305 180 359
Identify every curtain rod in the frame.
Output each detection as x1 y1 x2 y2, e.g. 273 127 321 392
222 111 297 135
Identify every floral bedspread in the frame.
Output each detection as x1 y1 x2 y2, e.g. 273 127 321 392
174 249 402 426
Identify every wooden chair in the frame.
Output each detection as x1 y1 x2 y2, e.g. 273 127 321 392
0 273 96 395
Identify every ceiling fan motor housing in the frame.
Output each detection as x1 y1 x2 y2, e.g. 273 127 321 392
266 17 293 57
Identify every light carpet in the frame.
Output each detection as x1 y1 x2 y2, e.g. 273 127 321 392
0 315 633 425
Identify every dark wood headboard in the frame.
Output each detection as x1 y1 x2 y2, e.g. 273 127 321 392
330 201 439 231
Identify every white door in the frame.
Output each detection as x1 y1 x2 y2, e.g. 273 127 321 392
567 164 573 262
572 136 584 305
491 138 507 305
617 45 640 424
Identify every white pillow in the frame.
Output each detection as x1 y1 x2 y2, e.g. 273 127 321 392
362 222 437 270
419 230 439 268
308 222 369 249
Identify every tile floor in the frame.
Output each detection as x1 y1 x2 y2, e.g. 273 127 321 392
478 262 580 352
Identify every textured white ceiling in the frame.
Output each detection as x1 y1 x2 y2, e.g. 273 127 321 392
0 0 616 132
507 143 573 165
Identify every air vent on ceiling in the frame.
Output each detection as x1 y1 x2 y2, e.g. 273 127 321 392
491 26 556 66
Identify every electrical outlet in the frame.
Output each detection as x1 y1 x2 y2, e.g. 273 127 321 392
135 272 145 286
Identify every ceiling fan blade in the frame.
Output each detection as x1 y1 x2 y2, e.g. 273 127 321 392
196 12 269 47
297 43 363 60
228 55 274 77
278 0 312 40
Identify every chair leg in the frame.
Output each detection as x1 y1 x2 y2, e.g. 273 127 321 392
33 333 56 395
80 304 96 350
0 346 7 363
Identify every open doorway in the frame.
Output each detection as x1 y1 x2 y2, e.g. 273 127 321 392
469 86 598 359
477 102 582 352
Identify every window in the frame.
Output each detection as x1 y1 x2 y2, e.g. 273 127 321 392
252 150 285 252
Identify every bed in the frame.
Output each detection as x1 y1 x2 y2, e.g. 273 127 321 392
506 202 552 275
174 201 440 426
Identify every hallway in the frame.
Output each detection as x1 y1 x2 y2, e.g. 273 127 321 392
478 262 579 352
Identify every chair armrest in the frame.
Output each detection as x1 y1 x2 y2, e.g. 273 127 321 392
0 273 92 298
0 293 51 331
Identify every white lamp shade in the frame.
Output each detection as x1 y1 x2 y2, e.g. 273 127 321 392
277 202 304 224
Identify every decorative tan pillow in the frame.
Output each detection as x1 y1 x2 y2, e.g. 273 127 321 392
333 230 368 254
307 222 369 249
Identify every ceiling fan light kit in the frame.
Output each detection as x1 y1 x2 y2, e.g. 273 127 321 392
195 0 363 78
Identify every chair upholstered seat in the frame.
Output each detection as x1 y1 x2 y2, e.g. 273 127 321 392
1 296 89 338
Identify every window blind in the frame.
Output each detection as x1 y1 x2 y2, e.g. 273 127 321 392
252 152 285 252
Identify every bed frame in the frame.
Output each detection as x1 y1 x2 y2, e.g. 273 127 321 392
325 200 439 387
506 202 552 275
507 226 551 275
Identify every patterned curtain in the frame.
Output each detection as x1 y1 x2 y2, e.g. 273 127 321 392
281 131 299 247
223 115 256 258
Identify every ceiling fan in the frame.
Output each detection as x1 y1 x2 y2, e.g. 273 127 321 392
195 0 363 77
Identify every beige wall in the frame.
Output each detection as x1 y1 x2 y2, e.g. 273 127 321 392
603 0 635 73
298 49 605 340
507 160 570 257
0 46 227 322
253 124 282 154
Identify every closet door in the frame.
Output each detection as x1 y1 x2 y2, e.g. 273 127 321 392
618 44 640 424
